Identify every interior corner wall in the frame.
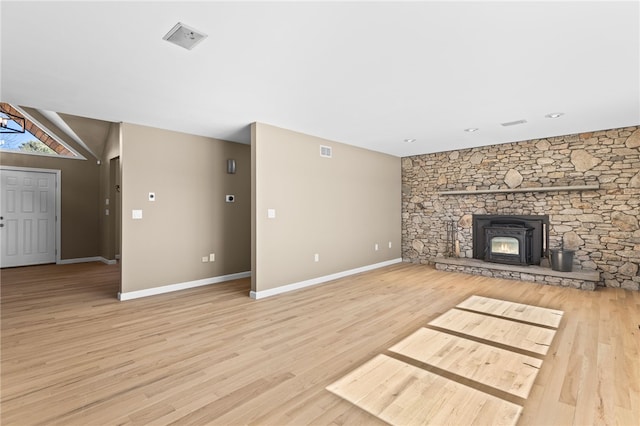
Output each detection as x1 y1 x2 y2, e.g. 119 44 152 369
252 122 401 294
98 122 121 260
120 123 251 293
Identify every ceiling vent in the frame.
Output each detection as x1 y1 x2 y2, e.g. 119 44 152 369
320 145 332 158
163 22 207 50
500 119 528 127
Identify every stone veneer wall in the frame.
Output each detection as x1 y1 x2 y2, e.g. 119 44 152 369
402 126 640 290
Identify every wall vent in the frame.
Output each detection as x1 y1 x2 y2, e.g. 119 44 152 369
320 145 332 158
501 119 528 127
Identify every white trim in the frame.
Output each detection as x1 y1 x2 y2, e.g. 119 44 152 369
118 271 252 301
58 256 117 265
249 258 402 300
0 166 62 265
37 109 98 159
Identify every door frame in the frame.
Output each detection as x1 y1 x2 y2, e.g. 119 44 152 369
0 166 62 265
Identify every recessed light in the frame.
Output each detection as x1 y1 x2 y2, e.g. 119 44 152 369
404 138 416 143
545 112 564 119
464 128 479 133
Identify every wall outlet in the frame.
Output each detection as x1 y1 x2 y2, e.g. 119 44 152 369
201 256 209 263
132 210 143 219
314 253 319 262
209 253 215 262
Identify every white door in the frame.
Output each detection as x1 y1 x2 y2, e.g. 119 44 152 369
1 169 57 268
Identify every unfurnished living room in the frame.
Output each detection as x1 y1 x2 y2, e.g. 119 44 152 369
1 1 639 425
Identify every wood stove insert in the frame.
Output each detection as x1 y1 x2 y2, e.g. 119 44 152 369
484 224 534 265
473 215 549 266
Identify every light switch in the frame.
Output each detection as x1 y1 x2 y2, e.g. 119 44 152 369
267 209 276 219
132 209 143 219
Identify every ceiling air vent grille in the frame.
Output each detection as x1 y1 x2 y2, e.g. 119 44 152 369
163 22 207 50
320 145 332 158
500 119 528 127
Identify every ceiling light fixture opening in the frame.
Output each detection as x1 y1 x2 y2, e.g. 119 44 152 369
545 112 564 119
163 22 207 50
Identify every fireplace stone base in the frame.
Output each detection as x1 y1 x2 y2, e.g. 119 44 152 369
433 257 599 291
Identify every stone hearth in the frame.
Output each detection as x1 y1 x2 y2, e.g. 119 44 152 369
434 257 599 291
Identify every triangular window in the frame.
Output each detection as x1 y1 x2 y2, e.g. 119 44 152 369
1 103 82 158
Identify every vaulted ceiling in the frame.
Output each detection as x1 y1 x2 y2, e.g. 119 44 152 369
1 1 638 157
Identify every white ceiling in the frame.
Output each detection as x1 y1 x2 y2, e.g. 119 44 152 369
2 1 638 157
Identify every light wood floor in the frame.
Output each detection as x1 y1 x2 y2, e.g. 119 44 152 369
1 262 639 425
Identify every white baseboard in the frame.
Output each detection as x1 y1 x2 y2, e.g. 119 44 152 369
59 256 117 265
118 271 251 301
249 258 402 300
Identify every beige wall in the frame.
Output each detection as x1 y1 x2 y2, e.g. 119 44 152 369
252 123 401 293
0 116 101 260
120 123 251 293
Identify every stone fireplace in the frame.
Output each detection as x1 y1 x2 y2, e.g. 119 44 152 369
402 126 640 290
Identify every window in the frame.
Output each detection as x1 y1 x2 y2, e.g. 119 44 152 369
1 103 82 158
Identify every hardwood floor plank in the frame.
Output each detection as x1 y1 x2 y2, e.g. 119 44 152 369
1 262 639 425
428 308 558 355
456 294 564 328
389 327 542 398
327 354 523 426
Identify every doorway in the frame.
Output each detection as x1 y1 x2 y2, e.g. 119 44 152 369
109 157 121 260
0 167 60 268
